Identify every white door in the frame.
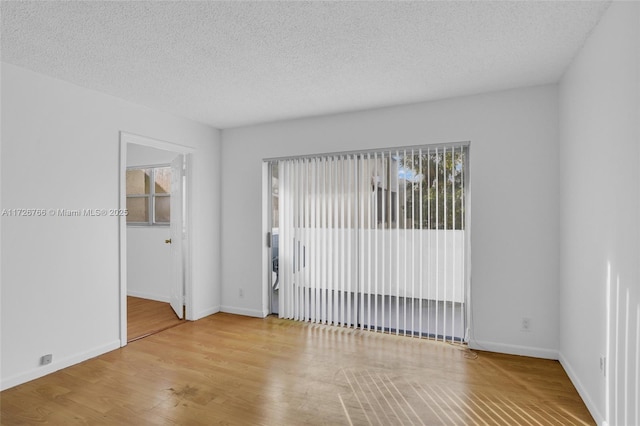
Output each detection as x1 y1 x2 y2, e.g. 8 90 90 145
169 155 184 319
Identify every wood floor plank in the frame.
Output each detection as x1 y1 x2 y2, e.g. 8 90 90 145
127 296 184 342
1 313 594 425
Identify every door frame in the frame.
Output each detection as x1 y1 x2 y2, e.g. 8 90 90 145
118 131 194 347
264 161 277 316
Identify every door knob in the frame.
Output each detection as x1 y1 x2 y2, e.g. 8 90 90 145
165 238 172 244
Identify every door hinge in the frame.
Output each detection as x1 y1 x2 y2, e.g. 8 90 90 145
267 232 272 248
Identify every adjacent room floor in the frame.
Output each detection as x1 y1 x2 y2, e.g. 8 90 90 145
127 296 184 342
1 313 594 425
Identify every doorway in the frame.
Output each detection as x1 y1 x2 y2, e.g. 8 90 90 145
119 132 194 346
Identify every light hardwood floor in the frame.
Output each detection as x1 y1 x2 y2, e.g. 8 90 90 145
127 296 184 342
1 313 594 425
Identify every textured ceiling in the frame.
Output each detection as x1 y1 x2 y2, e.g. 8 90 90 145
1 1 610 129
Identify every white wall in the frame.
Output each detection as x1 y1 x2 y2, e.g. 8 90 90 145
558 2 640 425
221 84 560 359
0 63 222 390
126 144 178 302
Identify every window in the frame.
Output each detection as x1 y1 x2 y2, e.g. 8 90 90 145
271 143 469 343
365 151 466 230
126 166 171 225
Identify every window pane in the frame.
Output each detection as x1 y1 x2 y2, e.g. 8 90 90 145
126 197 149 222
154 196 170 223
126 169 150 195
154 167 171 194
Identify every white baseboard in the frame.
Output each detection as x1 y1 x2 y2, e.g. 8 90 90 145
558 352 605 426
193 305 220 321
0 340 121 391
469 339 559 360
126 290 170 303
220 305 267 318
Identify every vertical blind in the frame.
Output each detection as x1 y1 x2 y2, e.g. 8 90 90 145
274 144 469 343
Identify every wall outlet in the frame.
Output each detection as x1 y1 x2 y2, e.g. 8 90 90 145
239 288 244 298
600 355 606 377
40 354 53 365
521 317 531 332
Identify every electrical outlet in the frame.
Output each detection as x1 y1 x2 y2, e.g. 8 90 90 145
521 317 531 332
40 354 53 365
239 288 244 298
600 355 606 377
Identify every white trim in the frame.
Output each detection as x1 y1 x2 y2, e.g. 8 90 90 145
220 305 268 318
126 162 171 170
121 132 195 155
182 153 196 321
0 340 120 391
119 135 127 346
183 154 194 321
469 339 559 360
119 131 195 346
559 352 605 426
262 162 271 316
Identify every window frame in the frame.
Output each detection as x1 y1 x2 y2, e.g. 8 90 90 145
126 164 171 227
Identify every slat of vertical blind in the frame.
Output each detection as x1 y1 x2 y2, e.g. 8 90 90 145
426 148 431 337
410 149 415 337
287 160 294 319
293 159 298 321
278 160 284 318
443 147 449 342
338 156 344 326
419 149 424 338
381 152 386 332
321 157 327 324
395 150 400 335
293 159 299 321
328 156 333 325
368 153 373 331
451 147 457 342
336 155 342 326
402 149 407 336
345 158 353 326
314 158 320 323
434 147 439 340
373 152 379 333
297 158 301 321
302 159 308 322
359 154 366 330
339 157 345 326
286 160 292 319
300 159 305 320
311 158 317 324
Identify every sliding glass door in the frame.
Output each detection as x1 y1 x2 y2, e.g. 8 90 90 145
269 143 469 343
